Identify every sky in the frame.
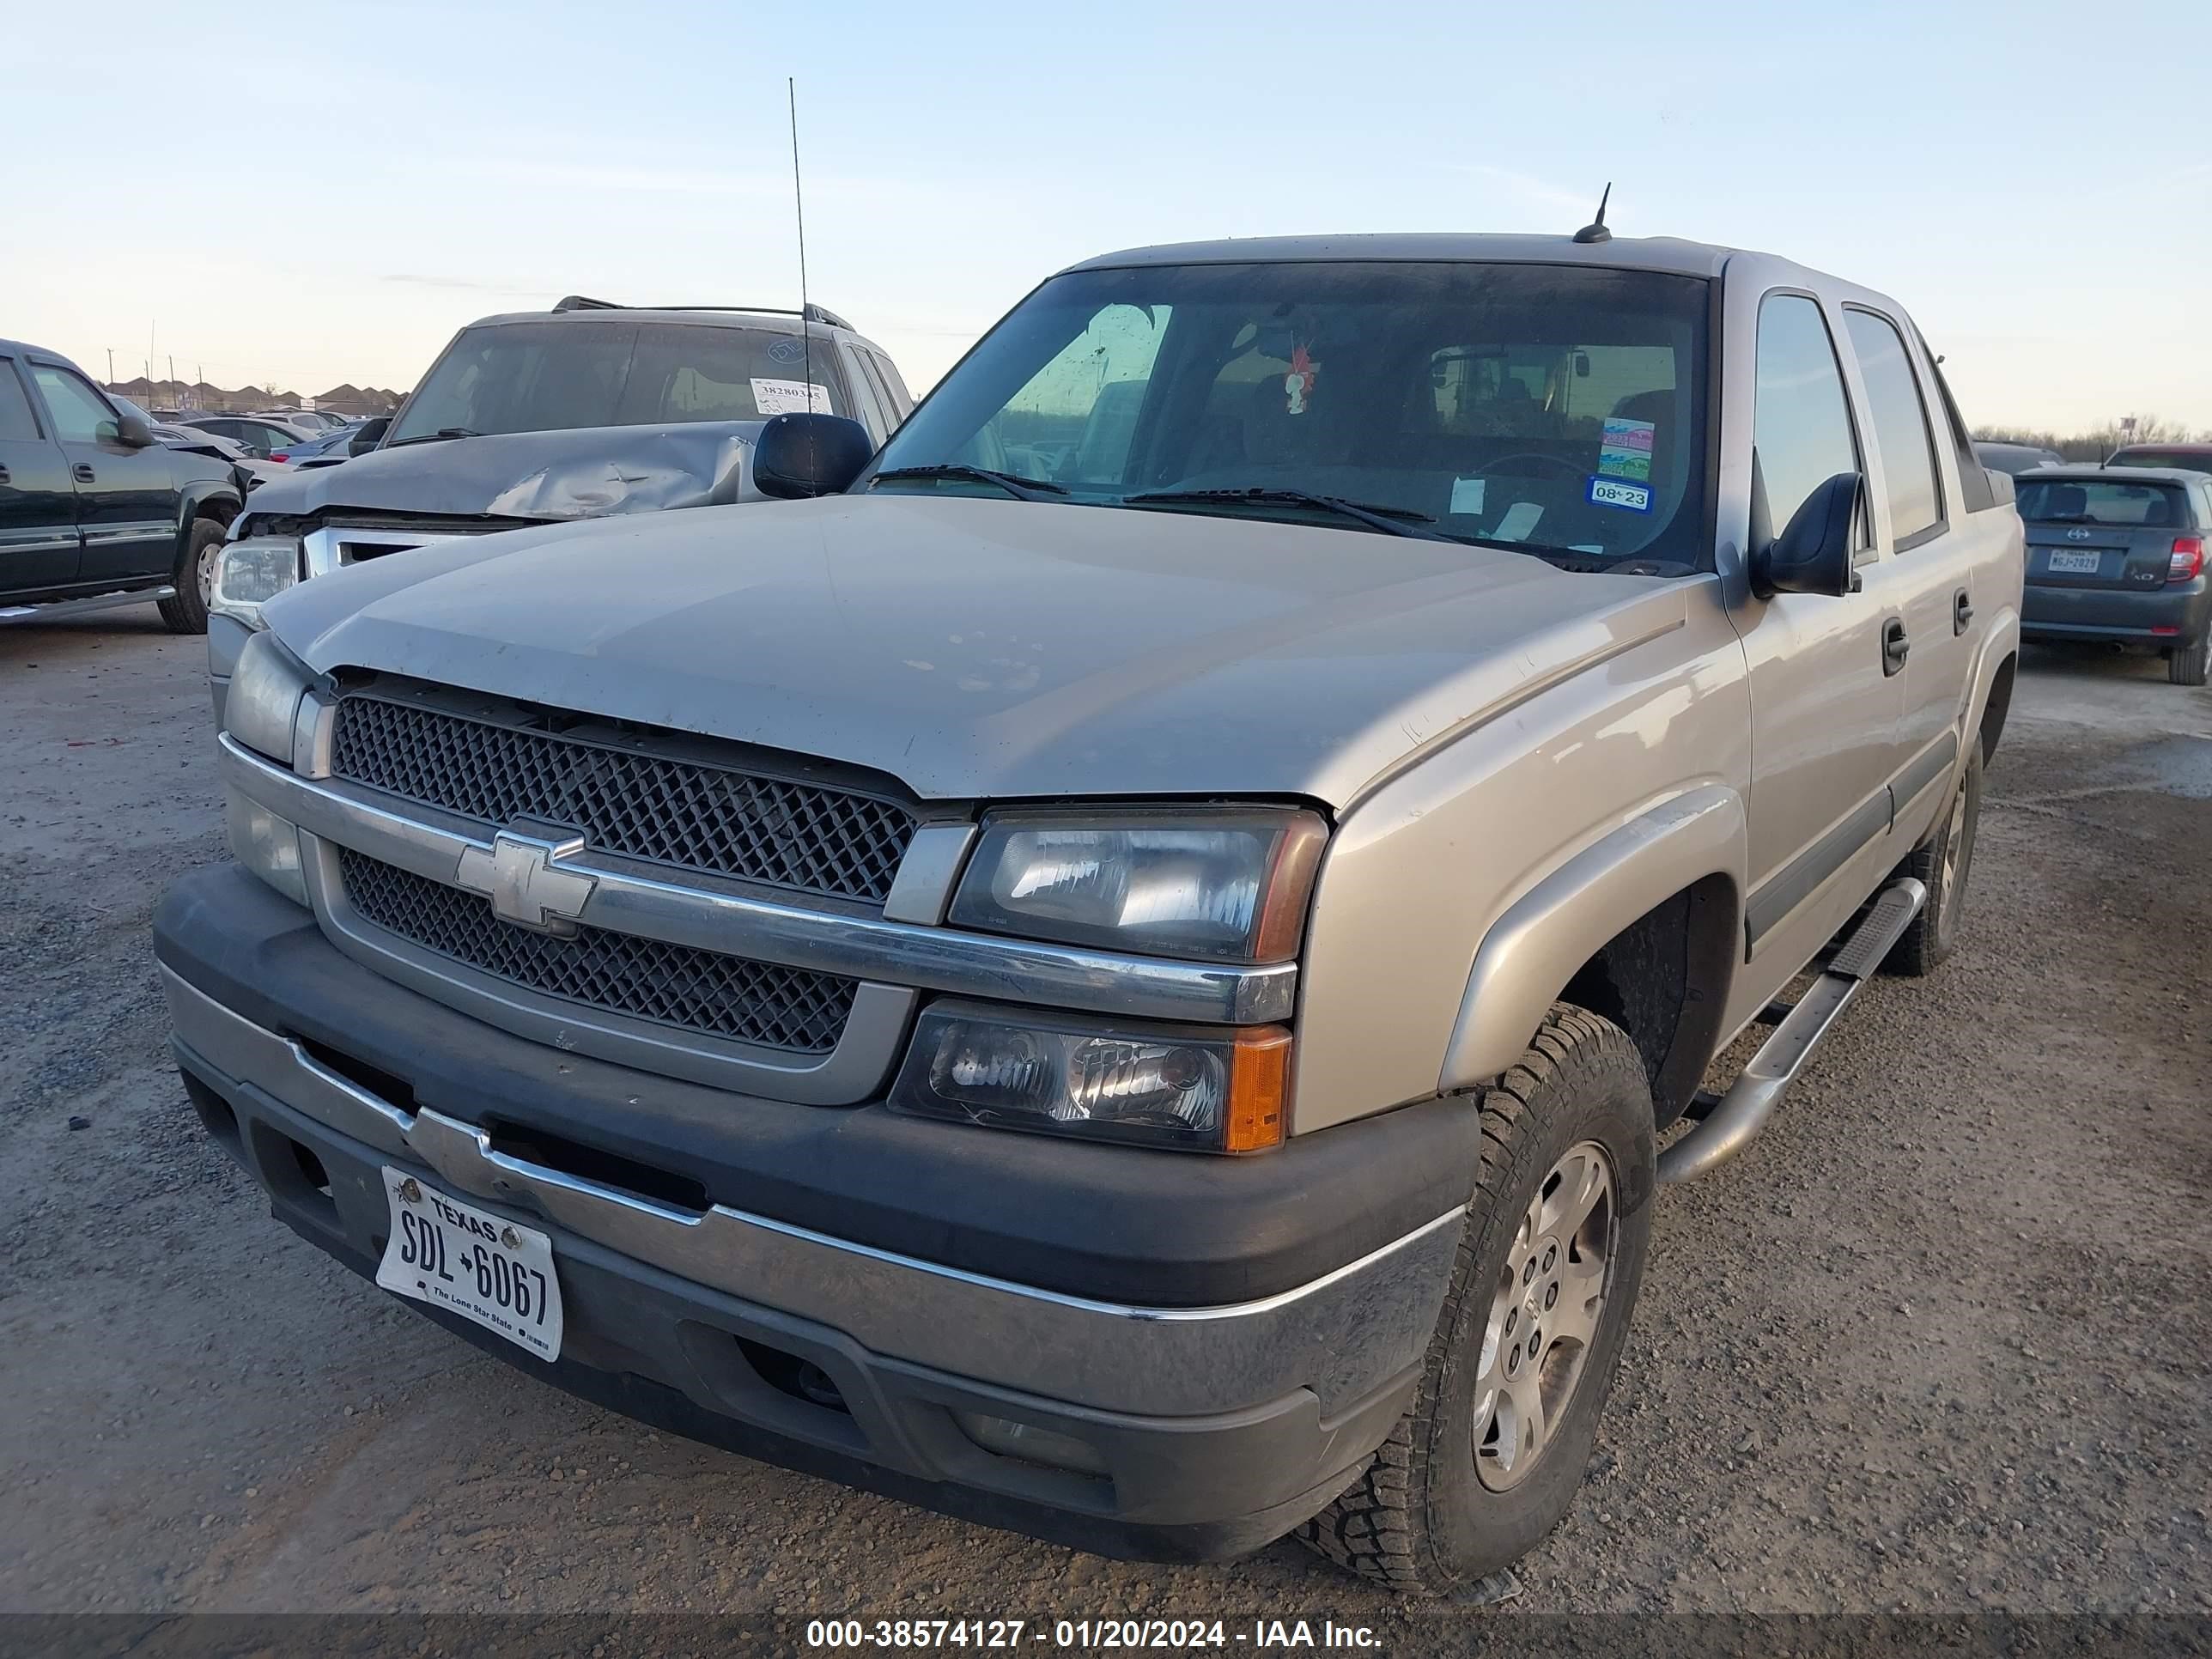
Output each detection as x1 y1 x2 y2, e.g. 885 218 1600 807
5 0 2208 434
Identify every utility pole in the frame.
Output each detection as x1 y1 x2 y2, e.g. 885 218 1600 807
106 348 115 385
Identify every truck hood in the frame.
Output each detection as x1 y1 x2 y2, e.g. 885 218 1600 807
264 493 1692 806
241 421 766 523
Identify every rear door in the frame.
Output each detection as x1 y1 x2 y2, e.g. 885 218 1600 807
2018 474 2193 593
24 358 177 585
1837 306 1984 835
0 355 81 594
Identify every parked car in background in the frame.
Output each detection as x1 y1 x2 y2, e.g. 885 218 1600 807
163 231 2021 1593
261 410 347 433
273 423 363 469
1973 440 2063 475
2106 442 2212 475
173 412 319 460
0 338 242 629
2016 466 2211 684
204 296 913 714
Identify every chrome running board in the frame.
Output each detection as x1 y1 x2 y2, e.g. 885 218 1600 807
0 584 174 624
1656 876 1926 1186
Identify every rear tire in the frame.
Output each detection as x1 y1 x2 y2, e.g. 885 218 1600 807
2168 630 2210 687
1884 740 1982 975
157 518 224 635
1295 1006 1655 1593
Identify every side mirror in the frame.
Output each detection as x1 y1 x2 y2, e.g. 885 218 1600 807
753 413 873 500
1985 466 2014 506
1752 471 1863 599
348 416 390 456
114 410 157 447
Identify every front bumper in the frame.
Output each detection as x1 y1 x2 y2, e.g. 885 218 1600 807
155 865 1470 1558
2021 575 2210 646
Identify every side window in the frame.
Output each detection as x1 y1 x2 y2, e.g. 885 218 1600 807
29 364 119 444
1843 309 1944 547
853 349 902 431
836 344 890 442
869 350 913 416
1918 337 1995 513
1753 295 1861 546
0 362 42 441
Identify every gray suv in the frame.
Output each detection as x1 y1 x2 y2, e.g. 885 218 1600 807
157 231 2021 1592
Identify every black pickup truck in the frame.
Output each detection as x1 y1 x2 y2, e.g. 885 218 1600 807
0 338 244 631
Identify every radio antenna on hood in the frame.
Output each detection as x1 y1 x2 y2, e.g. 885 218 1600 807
1572 183 1613 245
788 76 814 412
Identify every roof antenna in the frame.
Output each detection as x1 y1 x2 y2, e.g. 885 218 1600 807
787 76 815 413
1572 183 1613 245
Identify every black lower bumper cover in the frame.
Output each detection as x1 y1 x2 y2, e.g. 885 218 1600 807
157 865 1475 1559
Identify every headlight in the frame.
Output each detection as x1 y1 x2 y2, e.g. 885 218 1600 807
947 809 1327 963
890 1001 1289 1152
226 789 308 908
210 534 303 629
224 629 313 763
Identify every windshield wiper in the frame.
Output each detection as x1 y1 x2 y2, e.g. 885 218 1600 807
869 464 1066 502
385 426 483 449
1122 488 1445 541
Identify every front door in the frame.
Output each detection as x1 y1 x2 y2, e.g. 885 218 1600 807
0 356 81 595
1732 290 1905 961
25 358 177 586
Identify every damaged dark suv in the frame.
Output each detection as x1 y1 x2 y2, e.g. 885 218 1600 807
205 296 912 717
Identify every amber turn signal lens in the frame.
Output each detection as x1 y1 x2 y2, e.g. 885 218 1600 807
1224 1026 1292 1152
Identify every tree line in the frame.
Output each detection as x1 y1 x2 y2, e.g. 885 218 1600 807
1970 414 2209 463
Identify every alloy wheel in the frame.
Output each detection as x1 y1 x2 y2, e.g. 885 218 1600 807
1473 1140 1617 1491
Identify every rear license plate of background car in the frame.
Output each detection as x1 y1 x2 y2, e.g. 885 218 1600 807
374 1166 563 1360
2046 549 2102 574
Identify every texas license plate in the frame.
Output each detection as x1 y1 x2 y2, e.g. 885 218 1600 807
2046 549 2101 574
375 1166 563 1360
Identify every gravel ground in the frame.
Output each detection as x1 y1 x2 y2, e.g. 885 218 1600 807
2 611 2208 1650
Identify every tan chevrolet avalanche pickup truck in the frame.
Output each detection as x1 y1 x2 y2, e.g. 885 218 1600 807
156 230 2022 1592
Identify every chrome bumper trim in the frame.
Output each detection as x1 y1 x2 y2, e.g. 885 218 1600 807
220 736 1297 1026
163 967 1458 1414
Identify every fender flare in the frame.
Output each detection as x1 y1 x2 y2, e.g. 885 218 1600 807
1964 607 2021 755
1438 784 1747 1094
177 477 244 547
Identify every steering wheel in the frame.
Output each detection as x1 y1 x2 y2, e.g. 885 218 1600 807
1480 452 1586 479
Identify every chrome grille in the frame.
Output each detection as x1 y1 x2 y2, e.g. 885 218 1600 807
338 850 857 1054
330 695 917 904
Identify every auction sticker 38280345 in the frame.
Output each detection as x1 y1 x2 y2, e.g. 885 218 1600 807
375 1166 563 1360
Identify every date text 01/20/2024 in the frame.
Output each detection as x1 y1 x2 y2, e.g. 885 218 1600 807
802 1620 1382 1650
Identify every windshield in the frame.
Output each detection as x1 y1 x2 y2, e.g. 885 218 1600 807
870 260 1711 568
2016 477 2191 526
388 319 846 443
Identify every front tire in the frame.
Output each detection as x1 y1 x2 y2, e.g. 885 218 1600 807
157 518 224 635
1297 1006 1655 1593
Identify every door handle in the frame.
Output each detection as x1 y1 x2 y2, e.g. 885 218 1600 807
1953 589 1974 635
72 463 95 483
1882 618 1910 677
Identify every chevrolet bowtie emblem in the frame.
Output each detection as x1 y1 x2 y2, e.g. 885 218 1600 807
455 827 598 935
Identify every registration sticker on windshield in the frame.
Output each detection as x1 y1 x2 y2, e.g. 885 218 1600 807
751 378 834 416
1598 416 1656 481
1588 476 1652 513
